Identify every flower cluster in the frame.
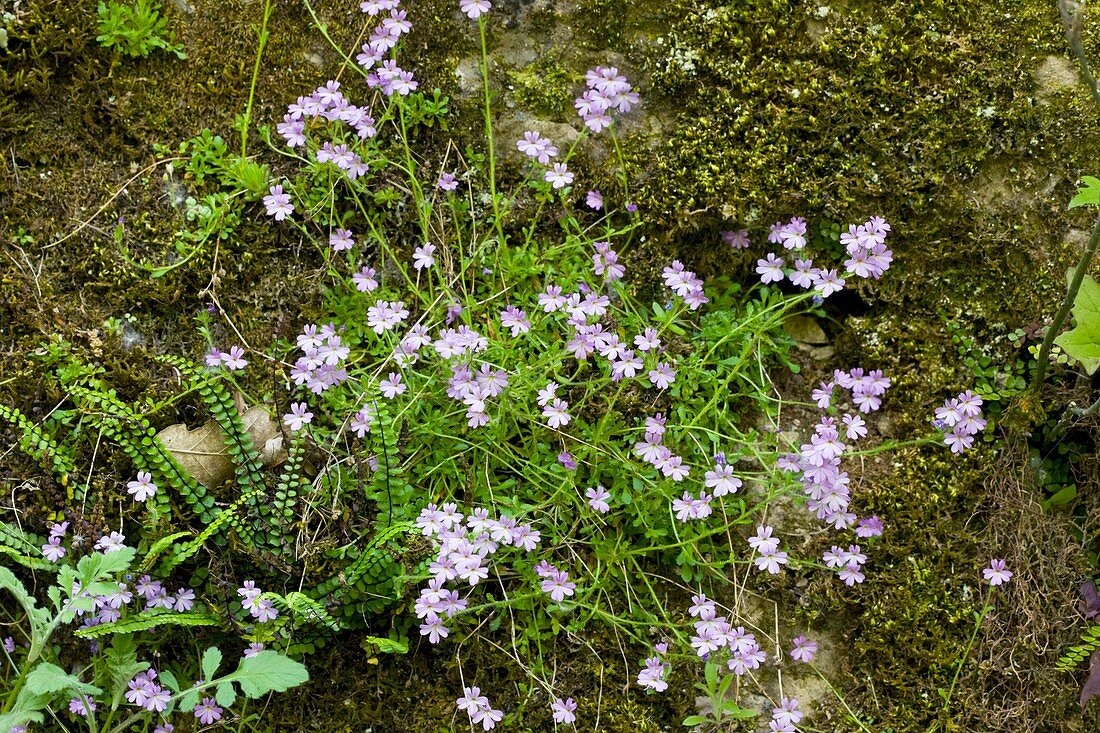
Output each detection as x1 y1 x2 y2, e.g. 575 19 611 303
203 344 248 370
687 594 768 675
575 66 639 133
41 521 68 562
125 670 171 713
771 367 889 584
753 216 893 298
238 580 279 623
414 504 554 645
289 323 351 394
636 642 670 691
456 686 504 730
662 260 708 310
770 697 803 733
633 414 690 482
934 389 986 453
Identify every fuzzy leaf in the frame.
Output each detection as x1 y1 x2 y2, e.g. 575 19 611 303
1054 273 1100 374
0 566 50 642
216 680 238 708
1070 176 1100 208
230 650 309 697
202 647 222 680
25 662 102 696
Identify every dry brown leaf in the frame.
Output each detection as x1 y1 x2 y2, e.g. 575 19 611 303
157 405 286 490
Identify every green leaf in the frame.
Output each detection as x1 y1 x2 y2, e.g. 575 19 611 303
0 565 50 643
25 662 103 696
160 669 180 692
230 650 309 697
215 680 238 708
202 647 222 680
682 715 708 726
364 635 408 654
1054 273 1100 374
1070 176 1100 208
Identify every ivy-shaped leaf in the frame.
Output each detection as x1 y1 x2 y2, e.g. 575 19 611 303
1070 176 1100 209
1055 273 1100 375
25 662 102 696
229 650 309 697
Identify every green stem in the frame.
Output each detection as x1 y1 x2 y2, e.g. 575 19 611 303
1032 212 1100 388
240 0 275 158
941 603 992 722
477 17 505 247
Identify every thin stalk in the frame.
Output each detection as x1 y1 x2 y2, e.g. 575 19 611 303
1032 212 1100 387
240 0 276 158
477 17 506 247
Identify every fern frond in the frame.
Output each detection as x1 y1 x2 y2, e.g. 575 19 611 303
1058 623 1100 670
74 608 221 639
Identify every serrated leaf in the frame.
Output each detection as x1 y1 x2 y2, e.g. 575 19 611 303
160 669 180 692
25 662 102 696
1070 176 1100 208
1054 273 1100 374
74 609 220 639
230 650 309 697
364 635 408 654
179 688 200 713
216 680 238 708
0 566 50 643
202 647 222 680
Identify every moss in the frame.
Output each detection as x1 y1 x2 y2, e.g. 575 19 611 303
508 54 575 117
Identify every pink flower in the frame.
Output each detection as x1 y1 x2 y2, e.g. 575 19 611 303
460 0 491 19
283 402 313 431
126 471 158 502
544 163 574 189
413 242 437 270
983 558 1012 586
551 697 577 724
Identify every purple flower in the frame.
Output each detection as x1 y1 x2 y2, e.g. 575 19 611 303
772 697 802 727
586 189 604 209
557 451 577 471
244 642 265 657
517 131 557 163
263 184 294 221
126 471 158 502
790 634 818 663
543 398 571 429
499 306 531 336
721 229 750 249
541 569 577 602
636 656 668 691
42 535 66 562
221 345 248 370
585 485 611 513
438 172 459 191
353 266 379 292
855 515 884 538
983 558 1012 586
94 532 127 553
420 612 449 644
283 402 314 431
380 372 407 398
551 697 577 724
413 242 437 270
69 696 97 715
460 0 492 20
172 588 195 612
648 362 676 389
544 163 574 189
329 228 355 252
756 253 785 284
194 697 223 725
